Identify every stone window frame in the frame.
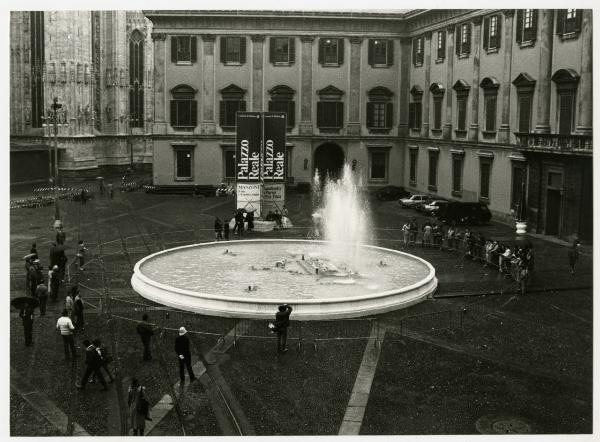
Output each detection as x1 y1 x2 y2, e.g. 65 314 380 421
483 14 502 54
551 68 580 135
367 144 391 183
318 37 345 67
219 84 247 131
427 147 440 191
220 36 247 66
171 35 197 65
268 85 296 130
512 72 536 134
409 85 423 133
269 36 296 65
456 22 471 58
368 39 394 68
450 149 465 197
366 86 394 133
480 76 500 136
172 144 196 181
409 146 419 186
429 83 445 134
453 79 470 137
477 151 494 202
169 84 198 130
516 9 538 48
435 30 446 62
557 9 582 40
316 85 345 133
129 30 145 128
412 36 424 66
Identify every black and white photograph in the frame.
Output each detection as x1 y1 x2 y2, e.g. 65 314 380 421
6 1 597 438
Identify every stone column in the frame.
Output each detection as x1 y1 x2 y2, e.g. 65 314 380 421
443 26 455 139
498 10 515 143
151 32 167 134
398 37 411 137
200 34 216 134
299 36 314 136
468 18 482 141
251 35 265 112
421 32 432 138
576 9 592 135
347 36 362 135
534 9 554 134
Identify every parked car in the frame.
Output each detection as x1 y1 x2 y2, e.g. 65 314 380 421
399 194 430 209
373 186 410 201
421 199 449 216
437 202 492 225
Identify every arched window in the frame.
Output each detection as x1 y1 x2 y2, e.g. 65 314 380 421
170 84 197 130
129 31 144 128
268 85 295 129
366 86 393 132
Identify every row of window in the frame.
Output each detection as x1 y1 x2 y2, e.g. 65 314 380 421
171 36 394 67
169 84 395 131
413 9 582 65
408 68 579 136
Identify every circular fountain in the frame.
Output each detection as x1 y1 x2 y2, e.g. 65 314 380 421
131 165 437 319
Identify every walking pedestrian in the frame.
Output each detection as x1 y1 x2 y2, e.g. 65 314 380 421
234 210 245 237
128 378 150 435
28 262 38 297
75 340 108 391
20 305 34 347
246 210 254 232
65 290 74 317
49 265 61 302
214 217 223 241
56 227 66 246
422 222 432 248
35 280 49 316
568 240 581 274
401 222 410 247
56 309 77 360
30 242 38 260
73 291 85 330
107 182 114 199
92 339 114 383
175 327 197 386
136 314 154 361
223 219 230 241
274 304 293 354
76 240 88 271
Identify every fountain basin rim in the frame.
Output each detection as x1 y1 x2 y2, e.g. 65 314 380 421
132 239 436 305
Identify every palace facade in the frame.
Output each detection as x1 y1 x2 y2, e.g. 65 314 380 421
10 10 593 242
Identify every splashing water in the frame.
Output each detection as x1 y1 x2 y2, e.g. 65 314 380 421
313 164 371 267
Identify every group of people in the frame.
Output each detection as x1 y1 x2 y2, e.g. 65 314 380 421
214 209 257 240
401 219 536 295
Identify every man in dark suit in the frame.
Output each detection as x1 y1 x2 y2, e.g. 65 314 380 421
76 340 108 391
20 306 35 347
175 327 197 386
136 314 154 361
275 304 293 354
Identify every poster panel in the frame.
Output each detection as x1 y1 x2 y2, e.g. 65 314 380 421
263 112 286 182
262 183 286 216
235 112 262 182
236 183 262 217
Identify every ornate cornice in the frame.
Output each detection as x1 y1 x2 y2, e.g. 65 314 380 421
251 34 265 43
201 34 216 42
503 9 515 18
472 17 483 26
300 35 315 43
151 32 166 41
349 36 363 45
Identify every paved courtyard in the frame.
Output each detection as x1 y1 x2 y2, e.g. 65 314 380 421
9 177 593 436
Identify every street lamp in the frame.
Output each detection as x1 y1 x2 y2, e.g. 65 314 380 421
51 97 62 222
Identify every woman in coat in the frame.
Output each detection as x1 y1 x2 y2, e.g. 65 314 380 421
128 378 149 435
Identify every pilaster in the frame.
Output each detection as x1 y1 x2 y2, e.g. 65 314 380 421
151 32 167 134
347 36 362 135
299 35 314 136
251 35 265 112
534 9 554 134
420 32 432 138
398 37 411 137
498 10 515 143
575 9 592 135
442 26 455 139
201 34 216 134
468 17 482 141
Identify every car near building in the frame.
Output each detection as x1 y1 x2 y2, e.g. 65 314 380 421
437 202 492 226
399 194 429 208
421 199 448 216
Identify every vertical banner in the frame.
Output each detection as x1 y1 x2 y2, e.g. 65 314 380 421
262 112 286 182
236 112 262 182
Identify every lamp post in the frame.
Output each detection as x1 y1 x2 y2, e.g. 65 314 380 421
51 97 62 222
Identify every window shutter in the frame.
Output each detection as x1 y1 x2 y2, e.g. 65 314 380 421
486 97 496 131
269 37 275 63
336 102 344 127
288 101 295 127
190 101 197 127
318 38 324 65
518 95 531 133
170 100 177 125
413 39 418 64
455 26 461 55
368 40 374 66
409 103 415 128
190 37 197 63
556 10 565 35
240 37 246 64
386 102 393 128
289 37 296 64
366 102 374 127
220 37 227 63
337 38 344 65
465 24 471 54
419 39 424 64
239 100 247 112
438 32 445 59
531 10 538 41
387 39 394 65
496 16 502 49
219 101 226 126
171 36 178 63
516 10 523 43
317 101 324 126
483 17 490 50
558 93 573 134
268 100 274 112
576 9 583 33
416 103 422 128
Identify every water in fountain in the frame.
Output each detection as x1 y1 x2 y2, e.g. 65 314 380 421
314 164 371 268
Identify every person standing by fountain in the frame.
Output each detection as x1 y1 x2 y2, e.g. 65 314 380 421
136 314 154 361
274 304 293 354
175 327 197 386
214 217 223 241
234 210 245 237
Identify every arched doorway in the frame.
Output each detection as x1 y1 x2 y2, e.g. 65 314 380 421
313 143 345 183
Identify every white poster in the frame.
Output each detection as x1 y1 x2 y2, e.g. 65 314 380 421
262 183 286 216
236 183 262 217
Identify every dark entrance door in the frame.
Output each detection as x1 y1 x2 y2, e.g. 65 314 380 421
545 189 562 235
313 143 345 183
